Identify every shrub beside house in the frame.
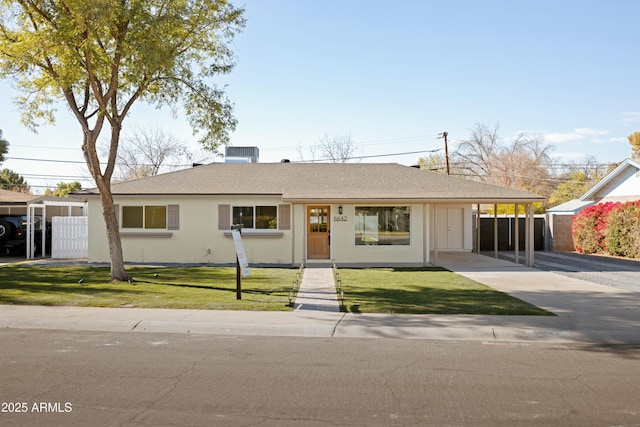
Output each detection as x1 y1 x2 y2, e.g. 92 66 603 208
572 200 640 259
547 158 640 257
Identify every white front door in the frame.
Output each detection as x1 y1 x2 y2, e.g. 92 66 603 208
436 207 464 250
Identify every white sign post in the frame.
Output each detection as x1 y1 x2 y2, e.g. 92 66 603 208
231 227 250 300
231 229 250 277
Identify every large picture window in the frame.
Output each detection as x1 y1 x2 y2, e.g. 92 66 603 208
122 205 167 229
232 206 277 229
355 206 410 245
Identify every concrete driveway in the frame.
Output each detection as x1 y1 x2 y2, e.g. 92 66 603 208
0 255 27 265
495 250 640 292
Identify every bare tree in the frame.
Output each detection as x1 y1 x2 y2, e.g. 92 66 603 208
559 155 608 182
112 126 211 180
454 122 555 199
298 132 360 163
455 122 501 180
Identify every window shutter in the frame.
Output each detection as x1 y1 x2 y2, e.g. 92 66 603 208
114 204 120 227
278 204 291 230
167 205 180 230
218 204 231 230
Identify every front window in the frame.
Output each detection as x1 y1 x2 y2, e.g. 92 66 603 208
122 206 166 229
233 206 277 229
355 206 410 245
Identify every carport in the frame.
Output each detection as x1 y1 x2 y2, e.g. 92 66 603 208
433 200 540 268
0 189 87 259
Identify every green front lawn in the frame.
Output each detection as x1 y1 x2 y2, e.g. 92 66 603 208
0 265 297 311
337 267 551 315
0 264 550 315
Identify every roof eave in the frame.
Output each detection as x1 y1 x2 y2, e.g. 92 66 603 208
283 197 545 204
581 158 639 201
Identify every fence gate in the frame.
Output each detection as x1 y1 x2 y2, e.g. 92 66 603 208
52 216 88 259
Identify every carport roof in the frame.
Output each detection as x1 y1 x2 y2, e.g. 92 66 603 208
77 163 544 203
0 189 83 205
0 188 48 204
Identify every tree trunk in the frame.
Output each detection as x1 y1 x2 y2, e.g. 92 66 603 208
100 188 129 282
83 130 129 282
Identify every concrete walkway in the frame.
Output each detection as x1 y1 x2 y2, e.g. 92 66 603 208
294 267 340 312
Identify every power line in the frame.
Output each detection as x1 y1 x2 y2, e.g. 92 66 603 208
9 144 78 151
257 134 442 152
6 156 86 164
298 148 444 163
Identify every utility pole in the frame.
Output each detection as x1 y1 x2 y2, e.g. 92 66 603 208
438 132 450 175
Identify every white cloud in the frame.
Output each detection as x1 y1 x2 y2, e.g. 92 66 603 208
608 136 627 143
619 112 640 124
542 128 610 144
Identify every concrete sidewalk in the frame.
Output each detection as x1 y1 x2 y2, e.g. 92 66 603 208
1 252 640 344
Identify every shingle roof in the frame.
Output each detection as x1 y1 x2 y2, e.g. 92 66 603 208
546 199 594 214
0 189 83 205
77 163 544 203
0 188 42 204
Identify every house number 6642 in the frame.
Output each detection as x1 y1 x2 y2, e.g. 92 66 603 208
333 215 348 222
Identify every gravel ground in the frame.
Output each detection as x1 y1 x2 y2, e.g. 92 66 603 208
492 251 640 293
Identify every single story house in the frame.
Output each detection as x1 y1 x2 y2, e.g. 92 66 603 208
546 158 640 251
78 163 543 267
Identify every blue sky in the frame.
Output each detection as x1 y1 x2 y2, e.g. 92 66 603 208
1 0 640 192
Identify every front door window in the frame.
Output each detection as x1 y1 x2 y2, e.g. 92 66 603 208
307 206 330 259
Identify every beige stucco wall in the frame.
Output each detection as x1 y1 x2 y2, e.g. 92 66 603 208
88 197 474 266
330 203 427 265
88 195 293 264
429 204 474 251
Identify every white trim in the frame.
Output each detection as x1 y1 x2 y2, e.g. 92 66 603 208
581 158 640 201
223 230 284 237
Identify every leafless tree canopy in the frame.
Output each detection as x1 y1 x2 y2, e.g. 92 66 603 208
298 132 360 163
114 126 209 180
454 123 555 199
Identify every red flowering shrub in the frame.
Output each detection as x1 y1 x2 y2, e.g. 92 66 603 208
605 201 640 258
572 202 619 254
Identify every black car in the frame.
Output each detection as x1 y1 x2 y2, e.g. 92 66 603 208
0 215 50 256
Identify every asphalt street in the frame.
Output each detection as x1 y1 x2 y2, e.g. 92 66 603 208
1 329 640 427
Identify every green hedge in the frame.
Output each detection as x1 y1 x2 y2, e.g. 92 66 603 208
605 203 640 258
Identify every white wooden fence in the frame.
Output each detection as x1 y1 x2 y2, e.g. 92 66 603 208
51 216 88 259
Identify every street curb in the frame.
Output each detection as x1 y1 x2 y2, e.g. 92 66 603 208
2 305 640 344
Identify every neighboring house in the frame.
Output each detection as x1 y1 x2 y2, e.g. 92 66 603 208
546 200 595 251
77 163 543 267
546 158 640 251
580 158 640 203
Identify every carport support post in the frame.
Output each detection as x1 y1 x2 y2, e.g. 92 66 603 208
493 204 498 259
525 203 534 267
433 206 438 266
475 204 481 254
514 204 519 264
529 203 535 267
